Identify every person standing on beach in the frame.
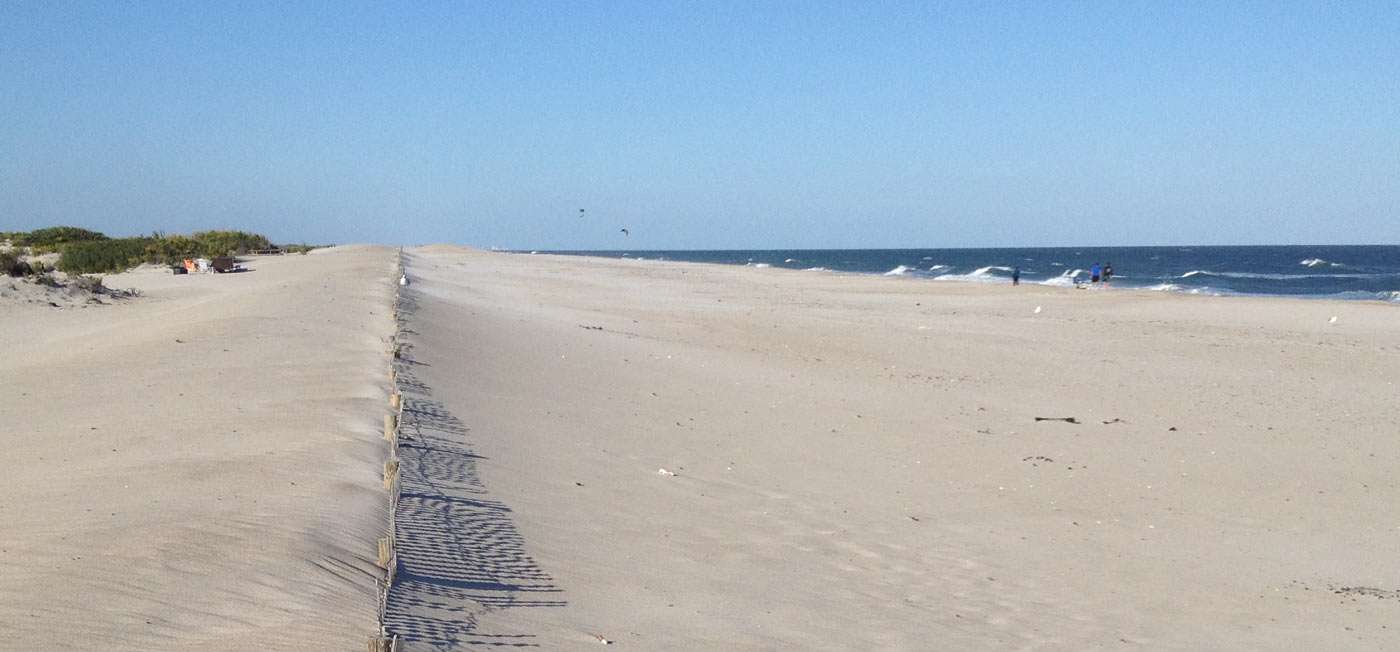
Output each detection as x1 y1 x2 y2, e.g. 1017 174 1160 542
1090 262 1102 284
1102 262 1113 284
1012 267 1021 285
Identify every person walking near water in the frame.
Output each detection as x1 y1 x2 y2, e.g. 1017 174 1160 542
1090 262 1102 284
1012 267 1021 286
1102 262 1113 285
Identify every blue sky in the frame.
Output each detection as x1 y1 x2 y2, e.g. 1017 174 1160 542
2 1 1396 248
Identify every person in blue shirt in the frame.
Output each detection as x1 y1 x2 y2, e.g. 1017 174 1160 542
1090 263 1102 283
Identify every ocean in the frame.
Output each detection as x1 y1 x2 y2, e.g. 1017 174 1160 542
543 245 1400 302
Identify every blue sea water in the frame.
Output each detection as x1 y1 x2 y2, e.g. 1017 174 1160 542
544 246 1400 302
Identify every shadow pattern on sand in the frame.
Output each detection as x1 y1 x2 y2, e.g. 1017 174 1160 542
384 282 565 650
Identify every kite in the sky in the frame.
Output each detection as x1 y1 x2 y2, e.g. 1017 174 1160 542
620 228 629 236
579 209 585 218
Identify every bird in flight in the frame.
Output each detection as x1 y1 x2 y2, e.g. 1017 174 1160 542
620 228 630 237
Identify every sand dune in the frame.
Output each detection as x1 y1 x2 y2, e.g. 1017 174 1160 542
0 247 396 650
383 247 1400 649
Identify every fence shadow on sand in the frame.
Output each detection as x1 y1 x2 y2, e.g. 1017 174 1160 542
384 291 565 649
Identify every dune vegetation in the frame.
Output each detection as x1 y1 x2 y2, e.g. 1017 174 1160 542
2 227 323 274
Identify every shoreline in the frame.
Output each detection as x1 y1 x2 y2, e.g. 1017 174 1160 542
510 249 1400 308
516 248 1400 304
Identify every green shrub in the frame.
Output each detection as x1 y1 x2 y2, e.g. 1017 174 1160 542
144 234 200 261
1 250 18 276
192 230 272 256
50 229 277 274
15 226 108 250
57 238 150 274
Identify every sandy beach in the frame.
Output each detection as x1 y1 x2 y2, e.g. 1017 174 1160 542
5 245 1399 650
0 246 396 649
384 247 1400 649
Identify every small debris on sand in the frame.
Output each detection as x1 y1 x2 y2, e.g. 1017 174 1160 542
1034 416 1079 424
657 468 676 476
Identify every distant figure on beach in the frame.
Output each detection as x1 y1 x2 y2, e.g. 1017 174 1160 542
1090 263 1102 284
1012 267 1020 285
1102 262 1113 284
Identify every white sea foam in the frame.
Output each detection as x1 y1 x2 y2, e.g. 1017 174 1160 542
884 265 914 276
933 265 1015 283
1183 269 1385 281
749 262 771 268
1300 258 1335 267
803 266 829 272
1050 262 1065 267
928 264 950 272
784 258 797 263
1144 282 1396 301
1322 290 1400 302
1040 269 1085 287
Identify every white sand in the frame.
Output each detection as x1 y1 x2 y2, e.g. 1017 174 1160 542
7 244 1398 649
386 247 1400 649
0 247 396 649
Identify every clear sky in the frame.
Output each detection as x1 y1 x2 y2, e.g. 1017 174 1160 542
2 1 1396 249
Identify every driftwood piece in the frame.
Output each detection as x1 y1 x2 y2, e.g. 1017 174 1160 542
1034 416 1080 424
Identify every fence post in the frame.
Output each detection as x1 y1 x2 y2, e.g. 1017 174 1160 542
373 248 409 648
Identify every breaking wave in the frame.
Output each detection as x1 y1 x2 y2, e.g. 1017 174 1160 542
1182 270 1390 281
933 265 1015 283
1040 269 1085 287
